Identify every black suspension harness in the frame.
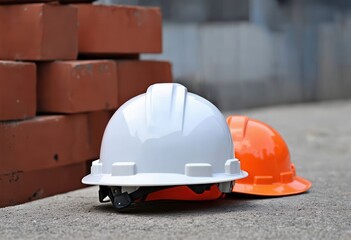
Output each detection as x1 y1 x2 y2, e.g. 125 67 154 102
99 184 215 211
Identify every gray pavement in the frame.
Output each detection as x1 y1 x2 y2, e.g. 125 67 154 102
1 100 351 240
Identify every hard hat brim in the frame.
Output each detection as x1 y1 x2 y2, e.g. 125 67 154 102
82 171 248 187
232 176 311 196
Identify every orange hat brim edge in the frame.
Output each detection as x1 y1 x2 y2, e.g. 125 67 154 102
232 176 312 196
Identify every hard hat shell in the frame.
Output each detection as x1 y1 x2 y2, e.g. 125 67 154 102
82 84 247 188
227 115 311 196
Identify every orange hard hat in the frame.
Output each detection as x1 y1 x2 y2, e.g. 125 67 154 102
227 115 311 196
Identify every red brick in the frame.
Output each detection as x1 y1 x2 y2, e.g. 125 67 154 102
0 4 77 60
0 114 92 174
87 110 113 159
0 162 88 208
76 4 162 55
0 0 94 3
0 61 36 121
60 0 95 2
37 60 118 113
116 60 173 105
0 0 52 3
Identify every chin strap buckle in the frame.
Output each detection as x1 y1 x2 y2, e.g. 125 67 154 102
113 192 133 209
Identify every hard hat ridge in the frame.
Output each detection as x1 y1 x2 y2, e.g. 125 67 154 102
146 83 187 135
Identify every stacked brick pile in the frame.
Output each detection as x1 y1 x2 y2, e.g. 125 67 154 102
0 1 172 207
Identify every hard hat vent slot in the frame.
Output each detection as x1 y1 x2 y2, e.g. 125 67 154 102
185 163 212 177
254 176 274 185
111 162 136 176
225 159 241 174
91 160 102 174
280 171 293 183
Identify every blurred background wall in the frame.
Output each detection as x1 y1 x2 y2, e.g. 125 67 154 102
99 0 351 110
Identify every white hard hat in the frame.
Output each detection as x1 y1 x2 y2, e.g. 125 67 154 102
82 83 247 210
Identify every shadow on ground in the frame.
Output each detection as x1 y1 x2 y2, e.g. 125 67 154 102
90 197 258 215
226 191 312 200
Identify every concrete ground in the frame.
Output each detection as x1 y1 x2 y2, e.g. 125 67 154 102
1 100 351 240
